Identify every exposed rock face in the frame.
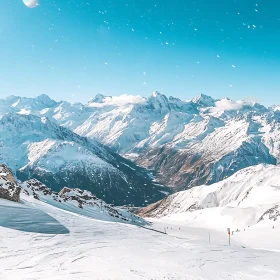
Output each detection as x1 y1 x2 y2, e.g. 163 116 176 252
0 164 21 202
21 178 51 200
258 205 280 223
58 187 72 196
136 199 165 218
0 164 17 184
58 186 98 209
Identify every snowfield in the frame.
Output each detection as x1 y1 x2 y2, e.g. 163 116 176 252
1 195 280 280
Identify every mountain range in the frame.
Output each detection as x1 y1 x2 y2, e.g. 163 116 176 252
1 92 280 197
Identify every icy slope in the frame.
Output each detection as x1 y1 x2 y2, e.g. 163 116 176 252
0 113 168 206
138 164 280 229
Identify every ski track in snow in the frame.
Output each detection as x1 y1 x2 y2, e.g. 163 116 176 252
1 199 280 280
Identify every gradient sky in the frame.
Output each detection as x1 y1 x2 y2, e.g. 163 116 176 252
0 0 280 105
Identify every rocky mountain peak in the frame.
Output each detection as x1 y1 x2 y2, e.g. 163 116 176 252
191 93 216 107
35 94 57 107
147 91 169 111
89 93 108 104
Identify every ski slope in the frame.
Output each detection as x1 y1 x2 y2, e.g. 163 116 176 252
1 196 280 280
149 219 280 253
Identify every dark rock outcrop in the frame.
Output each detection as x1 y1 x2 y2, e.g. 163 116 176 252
0 164 21 202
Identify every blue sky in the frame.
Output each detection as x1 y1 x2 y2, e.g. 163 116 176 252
0 0 280 105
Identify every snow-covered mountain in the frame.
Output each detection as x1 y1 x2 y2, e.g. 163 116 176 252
0 114 168 206
1 92 280 192
137 164 280 230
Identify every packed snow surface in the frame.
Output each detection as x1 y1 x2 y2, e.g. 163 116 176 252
1 192 280 279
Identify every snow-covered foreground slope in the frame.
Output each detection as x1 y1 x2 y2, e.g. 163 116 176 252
0 113 168 206
138 164 280 230
1 196 280 280
149 219 280 253
1 92 280 191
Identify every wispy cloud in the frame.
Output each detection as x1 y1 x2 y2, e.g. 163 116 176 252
211 99 251 113
88 94 145 107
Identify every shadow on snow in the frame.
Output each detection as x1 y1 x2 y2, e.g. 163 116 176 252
0 204 69 234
